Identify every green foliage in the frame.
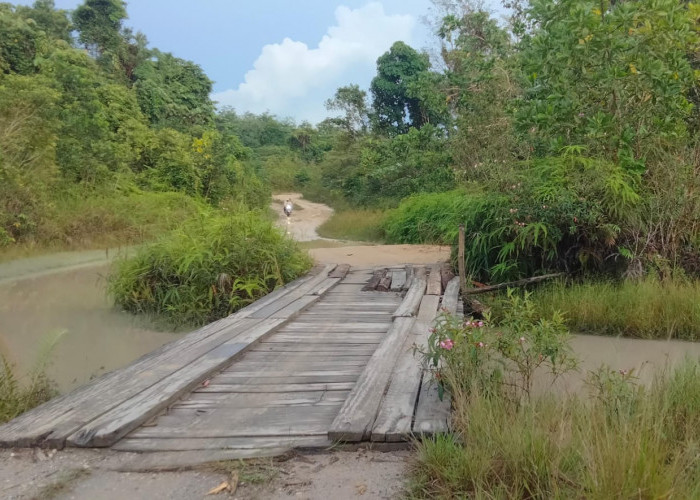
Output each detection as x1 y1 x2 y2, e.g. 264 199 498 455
526 278 700 341
72 0 127 58
108 211 313 326
385 148 641 280
0 4 47 75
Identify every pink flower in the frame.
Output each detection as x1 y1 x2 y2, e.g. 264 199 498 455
618 369 629 376
477 342 485 348
477 321 484 327
439 339 454 350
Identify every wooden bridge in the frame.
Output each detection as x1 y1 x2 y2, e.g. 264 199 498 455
0 264 458 456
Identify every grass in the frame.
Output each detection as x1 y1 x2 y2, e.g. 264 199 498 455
317 209 386 242
108 210 313 326
525 278 700 341
409 359 700 499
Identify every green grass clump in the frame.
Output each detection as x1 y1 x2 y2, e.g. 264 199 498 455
410 359 700 499
317 209 386 242
0 357 57 424
527 278 700 341
108 211 313 326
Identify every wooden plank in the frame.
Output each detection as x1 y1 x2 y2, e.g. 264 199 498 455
413 378 451 436
328 316 415 442
376 274 392 292
264 337 381 345
269 294 318 319
196 382 355 394
441 277 460 315
67 318 285 447
172 391 351 409
390 270 406 291
371 295 440 442
426 264 442 295
280 322 391 331
312 277 341 296
113 435 332 452
328 264 351 279
249 264 337 319
130 405 341 439
362 269 385 291
440 263 456 292
251 343 377 355
392 267 427 318
210 374 359 385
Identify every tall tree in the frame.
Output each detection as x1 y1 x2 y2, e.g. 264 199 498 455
72 0 127 58
16 0 72 43
370 41 431 136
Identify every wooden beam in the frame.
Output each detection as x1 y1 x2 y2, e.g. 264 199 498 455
328 317 415 442
392 268 426 318
463 273 564 295
441 277 460 315
426 264 442 295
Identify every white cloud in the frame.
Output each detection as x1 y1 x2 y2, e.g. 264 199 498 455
212 3 415 123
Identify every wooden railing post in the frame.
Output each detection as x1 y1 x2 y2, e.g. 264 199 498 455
458 224 466 295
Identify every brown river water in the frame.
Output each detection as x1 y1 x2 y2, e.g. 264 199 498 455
0 263 182 392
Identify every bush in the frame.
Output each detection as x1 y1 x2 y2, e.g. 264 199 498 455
108 211 313 326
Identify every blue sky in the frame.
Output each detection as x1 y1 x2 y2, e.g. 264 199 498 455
15 1 505 123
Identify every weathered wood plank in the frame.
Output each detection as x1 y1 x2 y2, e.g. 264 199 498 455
426 264 442 296
130 404 342 439
196 382 355 394
251 343 377 354
67 318 286 447
403 265 414 291
361 269 385 291
413 378 451 436
392 268 427 318
312 277 341 296
390 270 406 291
211 374 360 385
113 435 332 452
441 277 460 315
268 294 318 319
371 295 440 442
173 391 351 409
328 316 415 442
376 274 392 292
328 264 351 279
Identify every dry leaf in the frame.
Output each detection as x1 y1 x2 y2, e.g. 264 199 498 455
202 379 211 387
206 481 230 495
355 483 367 495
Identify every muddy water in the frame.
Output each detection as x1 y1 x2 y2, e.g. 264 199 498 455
0 264 182 392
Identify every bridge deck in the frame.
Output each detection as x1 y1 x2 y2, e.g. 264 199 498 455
0 264 458 455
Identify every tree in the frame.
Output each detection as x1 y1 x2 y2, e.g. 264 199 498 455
72 0 127 58
325 84 370 136
370 41 431 136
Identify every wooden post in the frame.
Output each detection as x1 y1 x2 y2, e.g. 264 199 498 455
458 224 466 295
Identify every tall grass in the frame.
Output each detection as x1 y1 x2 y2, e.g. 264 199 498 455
410 360 700 499
317 209 386 242
108 211 312 326
527 278 700 341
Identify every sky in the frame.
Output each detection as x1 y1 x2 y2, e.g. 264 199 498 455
14 0 505 123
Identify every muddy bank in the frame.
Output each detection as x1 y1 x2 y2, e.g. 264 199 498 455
0 264 182 392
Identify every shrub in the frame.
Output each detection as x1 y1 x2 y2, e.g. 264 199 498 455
108 211 312 326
